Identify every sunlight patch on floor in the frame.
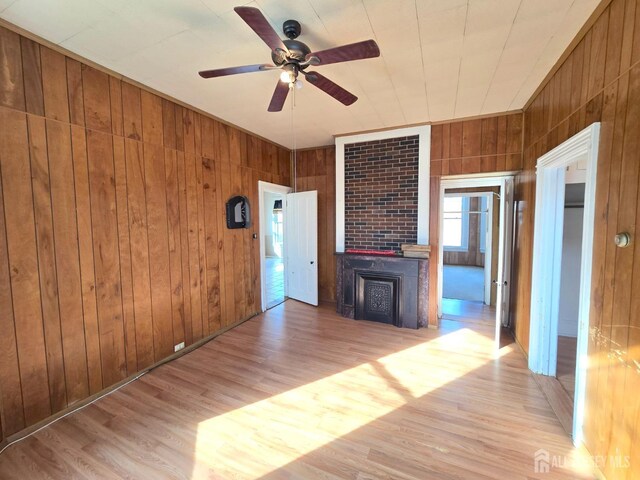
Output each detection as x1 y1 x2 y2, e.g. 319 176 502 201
192 328 491 478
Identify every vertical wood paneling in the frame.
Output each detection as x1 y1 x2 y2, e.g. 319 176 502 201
144 143 173 359
0 27 25 110
40 47 69 123
47 119 89 404
112 137 137 375
241 166 257 313
195 153 209 331
212 137 229 325
430 113 523 176
202 157 221 333
185 153 203 341
218 158 237 327
162 100 176 150
82 66 111 133
20 38 43 116
141 91 163 147
0 152 25 436
516 2 640 477
122 83 142 141
86 130 126 387
0 23 290 444
164 149 186 346
0 108 50 424
28 115 67 413
109 78 124 137
70 125 102 394
66 59 85 127
124 139 154 370
176 151 193 346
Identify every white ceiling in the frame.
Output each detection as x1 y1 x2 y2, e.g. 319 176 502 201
1 0 600 148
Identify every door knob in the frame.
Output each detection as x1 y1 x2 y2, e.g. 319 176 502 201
310 261 314 264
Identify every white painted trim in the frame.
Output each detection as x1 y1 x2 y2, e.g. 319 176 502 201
258 181 293 312
483 194 494 306
527 123 600 446
335 125 431 252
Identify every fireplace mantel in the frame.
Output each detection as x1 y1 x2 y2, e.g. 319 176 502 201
336 253 429 329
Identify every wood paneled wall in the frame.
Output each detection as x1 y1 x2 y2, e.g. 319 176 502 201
430 114 523 176
295 114 523 318
295 147 336 303
0 25 290 443
514 0 640 476
428 114 523 325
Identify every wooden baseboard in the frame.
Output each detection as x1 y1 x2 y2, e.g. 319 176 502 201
532 373 574 435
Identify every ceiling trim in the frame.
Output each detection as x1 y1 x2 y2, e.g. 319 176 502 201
0 18 292 151
522 0 614 111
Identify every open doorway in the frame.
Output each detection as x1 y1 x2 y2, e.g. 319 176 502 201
528 123 599 445
556 182 585 402
441 190 496 325
264 192 285 309
259 181 292 311
438 175 515 350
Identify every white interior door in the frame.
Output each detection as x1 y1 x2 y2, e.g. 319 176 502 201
285 191 318 306
495 177 515 343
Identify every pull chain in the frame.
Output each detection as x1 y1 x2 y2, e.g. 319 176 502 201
291 82 297 192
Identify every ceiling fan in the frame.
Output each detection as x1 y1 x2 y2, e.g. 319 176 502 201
198 6 380 112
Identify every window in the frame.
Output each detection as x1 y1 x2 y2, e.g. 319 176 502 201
443 196 469 251
479 196 487 253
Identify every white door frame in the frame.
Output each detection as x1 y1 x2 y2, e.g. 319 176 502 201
438 173 515 348
441 191 493 305
484 195 494 306
258 181 293 312
528 123 600 445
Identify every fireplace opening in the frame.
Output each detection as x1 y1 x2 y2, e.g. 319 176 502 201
355 272 402 326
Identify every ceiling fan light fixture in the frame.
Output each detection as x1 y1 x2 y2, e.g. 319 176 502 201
280 63 298 84
280 70 293 83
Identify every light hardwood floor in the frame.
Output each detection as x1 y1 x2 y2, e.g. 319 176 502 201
0 301 595 479
442 298 496 325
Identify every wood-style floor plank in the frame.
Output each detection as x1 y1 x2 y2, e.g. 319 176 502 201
0 301 596 479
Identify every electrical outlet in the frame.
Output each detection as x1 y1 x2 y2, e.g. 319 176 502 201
174 342 185 352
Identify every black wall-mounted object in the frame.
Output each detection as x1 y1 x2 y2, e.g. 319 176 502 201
226 195 250 229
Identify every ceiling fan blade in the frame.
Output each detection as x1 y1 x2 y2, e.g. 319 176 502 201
303 71 357 106
306 40 380 66
268 81 290 112
234 6 288 54
198 64 274 79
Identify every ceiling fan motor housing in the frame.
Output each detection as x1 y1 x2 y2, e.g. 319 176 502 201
272 39 311 65
283 19 301 39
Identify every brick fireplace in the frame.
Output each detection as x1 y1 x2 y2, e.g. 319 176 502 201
335 126 431 328
344 135 419 251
